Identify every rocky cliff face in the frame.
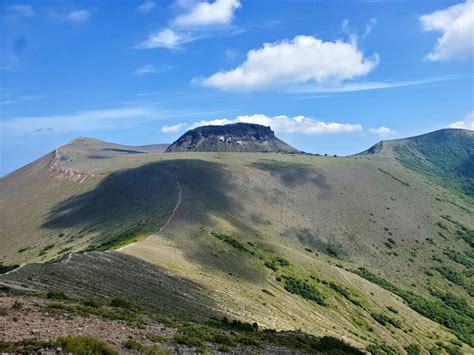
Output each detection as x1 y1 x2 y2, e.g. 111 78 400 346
165 123 299 153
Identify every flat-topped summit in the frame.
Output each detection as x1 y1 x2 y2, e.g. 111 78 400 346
165 123 299 153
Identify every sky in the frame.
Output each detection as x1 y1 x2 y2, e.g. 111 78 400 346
1 0 473 175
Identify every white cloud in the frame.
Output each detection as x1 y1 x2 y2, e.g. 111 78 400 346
448 111 474 129
190 118 233 128
420 0 474 61
173 0 241 28
135 64 172 76
137 0 241 50
166 114 363 134
368 126 396 136
135 29 193 49
197 35 378 90
160 123 189 133
137 0 156 13
65 10 91 23
7 4 34 17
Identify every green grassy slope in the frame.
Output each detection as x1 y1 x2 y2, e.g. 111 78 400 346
1 132 473 353
361 128 474 196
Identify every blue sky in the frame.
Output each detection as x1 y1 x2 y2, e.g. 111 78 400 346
1 0 473 175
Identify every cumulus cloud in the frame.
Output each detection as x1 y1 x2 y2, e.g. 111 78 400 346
137 0 241 49
64 10 91 23
134 64 172 76
162 114 363 135
137 0 156 13
197 35 378 90
368 126 396 136
160 123 189 133
448 111 474 130
7 4 34 17
420 0 474 61
173 0 241 28
135 29 193 49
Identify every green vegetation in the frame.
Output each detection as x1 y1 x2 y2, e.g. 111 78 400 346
0 264 20 274
353 267 474 345
57 336 117 355
38 243 55 256
93 228 149 251
326 246 338 257
435 266 474 295
387 306 398 314
366 343 400 355
47 301 144 325
323 280 362 307
377 168 410 187
280 275 326 306
211 232 255 255
371 313 402 329
172 318 363 354
46 290 68 300
17 247 29 253
443 249 473 268
264 256 289 271
405 344 422 355
123 339 170 355
0 307 6 316
11 301 23 310
109 297 134 310
393 129 473 195
261 289 275 297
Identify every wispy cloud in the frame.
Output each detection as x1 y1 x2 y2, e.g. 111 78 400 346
135 29 194 49
1 108 155 136
62 9 91 23
134 64 173 76
368 126 396 136
289 75 472 94
1 107 228 136
6 4 34 17
160 123 188 133
136 0 156 13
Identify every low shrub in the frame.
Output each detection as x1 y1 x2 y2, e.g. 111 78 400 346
46 291 68 300
281 275 326 306
57 336 117 355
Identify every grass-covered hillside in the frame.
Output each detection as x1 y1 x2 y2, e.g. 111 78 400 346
361 128 474 196
1 129 473 353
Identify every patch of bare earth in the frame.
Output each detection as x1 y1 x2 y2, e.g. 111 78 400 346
0 293 175 351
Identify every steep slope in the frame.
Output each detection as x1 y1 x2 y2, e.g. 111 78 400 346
360 128 474 195
1 130 473 353
165 123 298 153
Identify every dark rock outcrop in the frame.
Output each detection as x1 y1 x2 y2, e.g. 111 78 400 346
166 123 298 153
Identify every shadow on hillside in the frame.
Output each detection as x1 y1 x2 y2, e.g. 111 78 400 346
250 160 331 192
42 159 266 283
0 251 222 319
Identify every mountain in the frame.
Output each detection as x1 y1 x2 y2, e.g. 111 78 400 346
0 128 473 354
360 128 474 195
165 123 298 153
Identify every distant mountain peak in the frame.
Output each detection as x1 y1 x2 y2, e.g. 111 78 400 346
166 123 299 153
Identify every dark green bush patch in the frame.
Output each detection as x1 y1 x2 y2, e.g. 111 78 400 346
211 232 255 255
280 275 326 306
